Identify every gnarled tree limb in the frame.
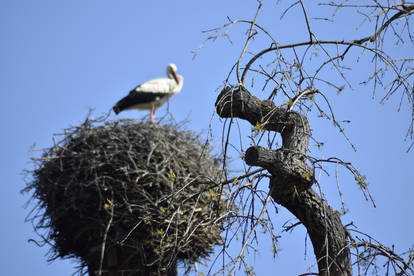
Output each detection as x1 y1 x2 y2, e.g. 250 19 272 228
215 85 351 275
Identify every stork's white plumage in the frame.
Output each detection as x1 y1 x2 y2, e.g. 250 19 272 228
113 63 184 123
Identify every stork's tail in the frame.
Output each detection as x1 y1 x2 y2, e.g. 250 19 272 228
112 104 121 114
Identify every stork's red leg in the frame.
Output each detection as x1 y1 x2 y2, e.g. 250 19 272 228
150 104 155 124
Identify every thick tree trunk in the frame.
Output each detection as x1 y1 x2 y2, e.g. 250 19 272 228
215 86 352 275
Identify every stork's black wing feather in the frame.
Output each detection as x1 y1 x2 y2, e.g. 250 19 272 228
113 91 169 114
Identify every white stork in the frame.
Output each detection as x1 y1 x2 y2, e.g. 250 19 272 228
113 63 184 123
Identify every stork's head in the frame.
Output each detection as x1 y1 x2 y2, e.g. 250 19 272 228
167 63 179 84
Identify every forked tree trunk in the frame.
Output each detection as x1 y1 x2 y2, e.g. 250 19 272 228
215 86 352 275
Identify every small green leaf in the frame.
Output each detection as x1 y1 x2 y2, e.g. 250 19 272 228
104 199 115 211
167 170 176 182
160 206 166 215
355 175 367 189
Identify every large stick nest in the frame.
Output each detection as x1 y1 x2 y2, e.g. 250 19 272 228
24 117 228 274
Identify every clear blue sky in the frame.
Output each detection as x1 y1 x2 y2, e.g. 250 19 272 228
1 1 413 275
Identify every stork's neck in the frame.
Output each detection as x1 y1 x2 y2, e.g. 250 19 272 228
174 75 184 92
167 72 176 81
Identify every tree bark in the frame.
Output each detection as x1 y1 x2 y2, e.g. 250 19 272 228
215 86 352 275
